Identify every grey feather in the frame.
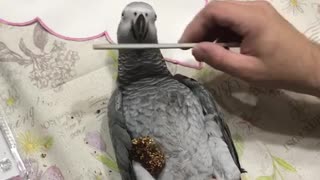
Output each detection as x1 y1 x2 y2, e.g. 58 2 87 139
173 74 246 173
108 88 136 180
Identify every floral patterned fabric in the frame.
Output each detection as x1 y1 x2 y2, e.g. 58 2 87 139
0 0 320 180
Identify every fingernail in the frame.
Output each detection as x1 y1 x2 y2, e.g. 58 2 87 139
192 45 206 62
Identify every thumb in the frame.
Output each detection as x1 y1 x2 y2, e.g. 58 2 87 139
192 42 260 78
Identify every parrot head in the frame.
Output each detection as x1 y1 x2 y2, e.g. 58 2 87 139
117 2 158 44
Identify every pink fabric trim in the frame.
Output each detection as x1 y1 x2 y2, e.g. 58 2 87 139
0 0 208 68
0 17 113 42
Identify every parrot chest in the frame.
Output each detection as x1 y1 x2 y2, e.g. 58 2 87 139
122 77 209 153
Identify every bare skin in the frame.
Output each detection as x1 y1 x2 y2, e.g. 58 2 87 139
179 0 320 97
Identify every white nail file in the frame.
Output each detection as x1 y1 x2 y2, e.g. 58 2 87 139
93 42 240 50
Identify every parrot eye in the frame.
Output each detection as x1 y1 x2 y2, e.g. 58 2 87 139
145 13 148 17
134 12 137 16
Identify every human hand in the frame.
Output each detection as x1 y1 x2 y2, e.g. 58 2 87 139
179 0 320 96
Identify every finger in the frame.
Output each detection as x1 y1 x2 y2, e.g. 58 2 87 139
179 26 242 50
179 1 255 44
192 42 263 80
214 27 243 43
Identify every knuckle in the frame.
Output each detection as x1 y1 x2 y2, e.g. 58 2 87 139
259 1 274 13
259 0 272 7
199 2 224 26
201 7 212 20
207 1 225 13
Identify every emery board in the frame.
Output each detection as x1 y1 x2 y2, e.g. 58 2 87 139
92 42 240 50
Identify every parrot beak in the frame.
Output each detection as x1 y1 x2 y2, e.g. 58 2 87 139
132 14 148 42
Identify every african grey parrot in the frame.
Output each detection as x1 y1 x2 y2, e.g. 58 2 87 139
107 2 245 180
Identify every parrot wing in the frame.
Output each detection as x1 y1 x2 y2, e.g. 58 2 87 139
107 87 136 180
173 74 246 173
